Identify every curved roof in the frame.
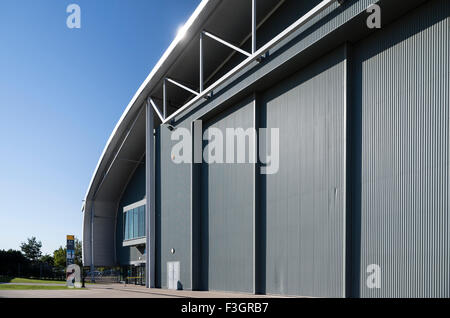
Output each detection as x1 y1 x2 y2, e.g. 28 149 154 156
83 0 218 207
83 0 286 208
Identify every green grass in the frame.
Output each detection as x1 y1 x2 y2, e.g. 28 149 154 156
1 278 65 284
0 285 72 290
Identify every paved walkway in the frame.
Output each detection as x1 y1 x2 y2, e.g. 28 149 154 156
0 284 288 298
0 283 68 287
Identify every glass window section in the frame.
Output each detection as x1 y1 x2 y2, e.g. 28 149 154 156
128 211 133 240
124 212 129 240
133 208 139 239
140 206 145 237
139 206 145 237
131 211 134 239
141 208 144 237
123 204 146 241
137 208 141 238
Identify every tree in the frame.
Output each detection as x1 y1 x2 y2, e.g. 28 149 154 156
40 254 54 267
74 239 83 267
0 249 29 277
20 237 42 263
53 247 66 269
53 238 83 269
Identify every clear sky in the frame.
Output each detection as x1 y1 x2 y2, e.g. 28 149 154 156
0 0 200 255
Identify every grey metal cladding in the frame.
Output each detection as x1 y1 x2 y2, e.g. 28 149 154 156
92 201 117 266
159 123 192 290
261 46 346 297
352 0 450 298
202 97 255 293
82 203 92 266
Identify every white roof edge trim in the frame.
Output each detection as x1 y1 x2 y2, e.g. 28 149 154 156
83 0 213 206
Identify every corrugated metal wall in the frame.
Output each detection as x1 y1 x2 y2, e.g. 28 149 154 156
261 46 346 297
152 0 450 297
351 0 450 298
91 201 117 267
158 123 192 290
201 98 255 293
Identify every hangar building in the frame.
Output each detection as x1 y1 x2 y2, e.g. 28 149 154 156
82 0 450 297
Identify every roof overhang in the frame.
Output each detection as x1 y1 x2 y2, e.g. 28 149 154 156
83 0 218 205
83 0 284 206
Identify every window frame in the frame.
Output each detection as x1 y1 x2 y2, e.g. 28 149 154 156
123 199 146 242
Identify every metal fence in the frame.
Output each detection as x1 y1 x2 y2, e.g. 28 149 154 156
84 275 120 284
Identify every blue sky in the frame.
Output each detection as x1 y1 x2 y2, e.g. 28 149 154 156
0 0 200 255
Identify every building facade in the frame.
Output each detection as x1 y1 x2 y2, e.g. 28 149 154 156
83 0 450 297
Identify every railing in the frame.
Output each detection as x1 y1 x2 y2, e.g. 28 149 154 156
84 275 120 284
